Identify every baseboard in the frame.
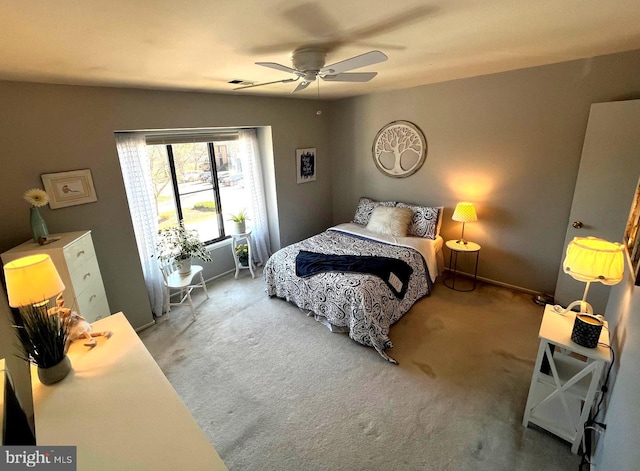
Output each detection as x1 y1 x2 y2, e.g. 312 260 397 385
135 320 156 332
442 268 539 296
204 268 236 285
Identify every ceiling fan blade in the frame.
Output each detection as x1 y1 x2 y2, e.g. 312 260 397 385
234 78 298 91
320 50 388 75
321 72 377 82
292 80 312 93
256 62 300 75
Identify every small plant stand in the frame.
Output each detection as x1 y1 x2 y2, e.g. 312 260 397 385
231 231 255 279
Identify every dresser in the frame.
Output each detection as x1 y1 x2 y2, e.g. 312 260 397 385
1 231 110 322
31 313 228 470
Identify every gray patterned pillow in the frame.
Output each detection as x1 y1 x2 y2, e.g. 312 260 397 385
352 197 396 225
395 202 443 239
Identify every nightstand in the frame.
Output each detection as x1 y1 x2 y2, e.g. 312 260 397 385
522 304 611 454
443 239 480 291
231 231 255 279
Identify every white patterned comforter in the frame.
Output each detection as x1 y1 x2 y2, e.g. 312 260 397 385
264 223 435 363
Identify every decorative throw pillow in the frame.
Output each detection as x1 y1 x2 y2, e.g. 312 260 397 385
352 197 396 226
366 206 414 237
395 202 443 239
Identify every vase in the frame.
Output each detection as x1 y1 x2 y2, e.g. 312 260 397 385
232 221 246 234
37 355 72 386
177 257 192 274
239 256 249 267
30 206 49 243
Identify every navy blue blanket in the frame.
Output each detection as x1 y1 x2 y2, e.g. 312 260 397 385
295 250 413 299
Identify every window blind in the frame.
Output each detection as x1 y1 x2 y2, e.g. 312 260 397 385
145 131 239 145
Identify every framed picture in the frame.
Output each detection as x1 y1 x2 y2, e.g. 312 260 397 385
41 169 98 209
296 148 316 184
623 175 640 285
372 120 427 178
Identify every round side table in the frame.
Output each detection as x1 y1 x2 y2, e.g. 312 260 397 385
231 231 255 279
444 240 481 291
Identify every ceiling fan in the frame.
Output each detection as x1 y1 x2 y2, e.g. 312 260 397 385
234 48 388 93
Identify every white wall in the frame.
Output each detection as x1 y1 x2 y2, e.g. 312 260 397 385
329 49 640 294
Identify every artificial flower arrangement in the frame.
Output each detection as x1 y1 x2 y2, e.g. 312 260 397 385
24 188 50 207
24 188 50 242
156 221 212 264
235 243 249 265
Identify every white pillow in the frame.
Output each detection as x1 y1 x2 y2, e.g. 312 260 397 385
366 206 414 237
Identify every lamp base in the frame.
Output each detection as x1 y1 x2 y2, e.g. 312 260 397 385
455 239 468 245
559 300 594 316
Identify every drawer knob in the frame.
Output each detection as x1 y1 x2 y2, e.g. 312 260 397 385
83 272 91 280
77 250 86 257
89 294 96 302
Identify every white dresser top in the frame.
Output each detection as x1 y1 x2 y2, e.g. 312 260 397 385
32 313 227 471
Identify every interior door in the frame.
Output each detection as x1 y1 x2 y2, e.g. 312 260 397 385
554 100 640 314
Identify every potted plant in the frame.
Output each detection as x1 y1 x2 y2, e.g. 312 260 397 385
13 303 73 385
235 243 249 266
228 210 249 234
156 221 212 274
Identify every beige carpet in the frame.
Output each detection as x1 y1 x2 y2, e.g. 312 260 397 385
139 269 581 471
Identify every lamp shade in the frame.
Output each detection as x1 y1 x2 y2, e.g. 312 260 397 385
563 237 625 285
3 254 65 307
452 202 477 223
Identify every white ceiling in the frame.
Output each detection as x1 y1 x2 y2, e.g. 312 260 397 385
2 0 640 100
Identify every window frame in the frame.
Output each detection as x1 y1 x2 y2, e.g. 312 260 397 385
158 141 230 246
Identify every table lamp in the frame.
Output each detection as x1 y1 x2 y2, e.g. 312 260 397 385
452 202 477 245
562 236 624 314
3 254 65 308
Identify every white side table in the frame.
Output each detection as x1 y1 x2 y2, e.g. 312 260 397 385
444 240 481 291
231 231 255 279
522 304 611 454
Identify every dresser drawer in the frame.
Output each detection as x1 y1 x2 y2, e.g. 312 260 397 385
63 234 96 273
76 288 110 323
69 256 102 295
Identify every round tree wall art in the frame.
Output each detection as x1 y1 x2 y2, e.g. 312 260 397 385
372 120 427 178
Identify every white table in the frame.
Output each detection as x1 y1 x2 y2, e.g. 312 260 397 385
522 304 611 454
231 231 255 279
31 313 227 470
443 239 481 291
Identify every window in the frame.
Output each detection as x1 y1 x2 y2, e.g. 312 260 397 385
146 138 249 245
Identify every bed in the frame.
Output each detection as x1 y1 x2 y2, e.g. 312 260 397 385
264 198 443 363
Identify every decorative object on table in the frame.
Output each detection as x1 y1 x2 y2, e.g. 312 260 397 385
451 202 477 245
156 221 212 274
228 209 249 234
23 187 50 243
571 313 605 348
236 243 249 266
561 236 624 315
3 253 72 385
41 168 98 209
47 294 112 349
372 120 427 178
296 148 316 184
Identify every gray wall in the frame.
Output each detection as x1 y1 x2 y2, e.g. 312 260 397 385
329 49 640 294
0 82 331 329
595 262 640 469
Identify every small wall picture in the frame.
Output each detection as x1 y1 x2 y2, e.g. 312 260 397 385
296 148 316 184
41 169 98 209
624 175 640 285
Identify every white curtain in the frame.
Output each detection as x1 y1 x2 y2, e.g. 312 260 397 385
239 129 271 264
115 133 166 316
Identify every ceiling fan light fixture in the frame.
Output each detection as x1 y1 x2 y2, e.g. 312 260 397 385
242 49 388 93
